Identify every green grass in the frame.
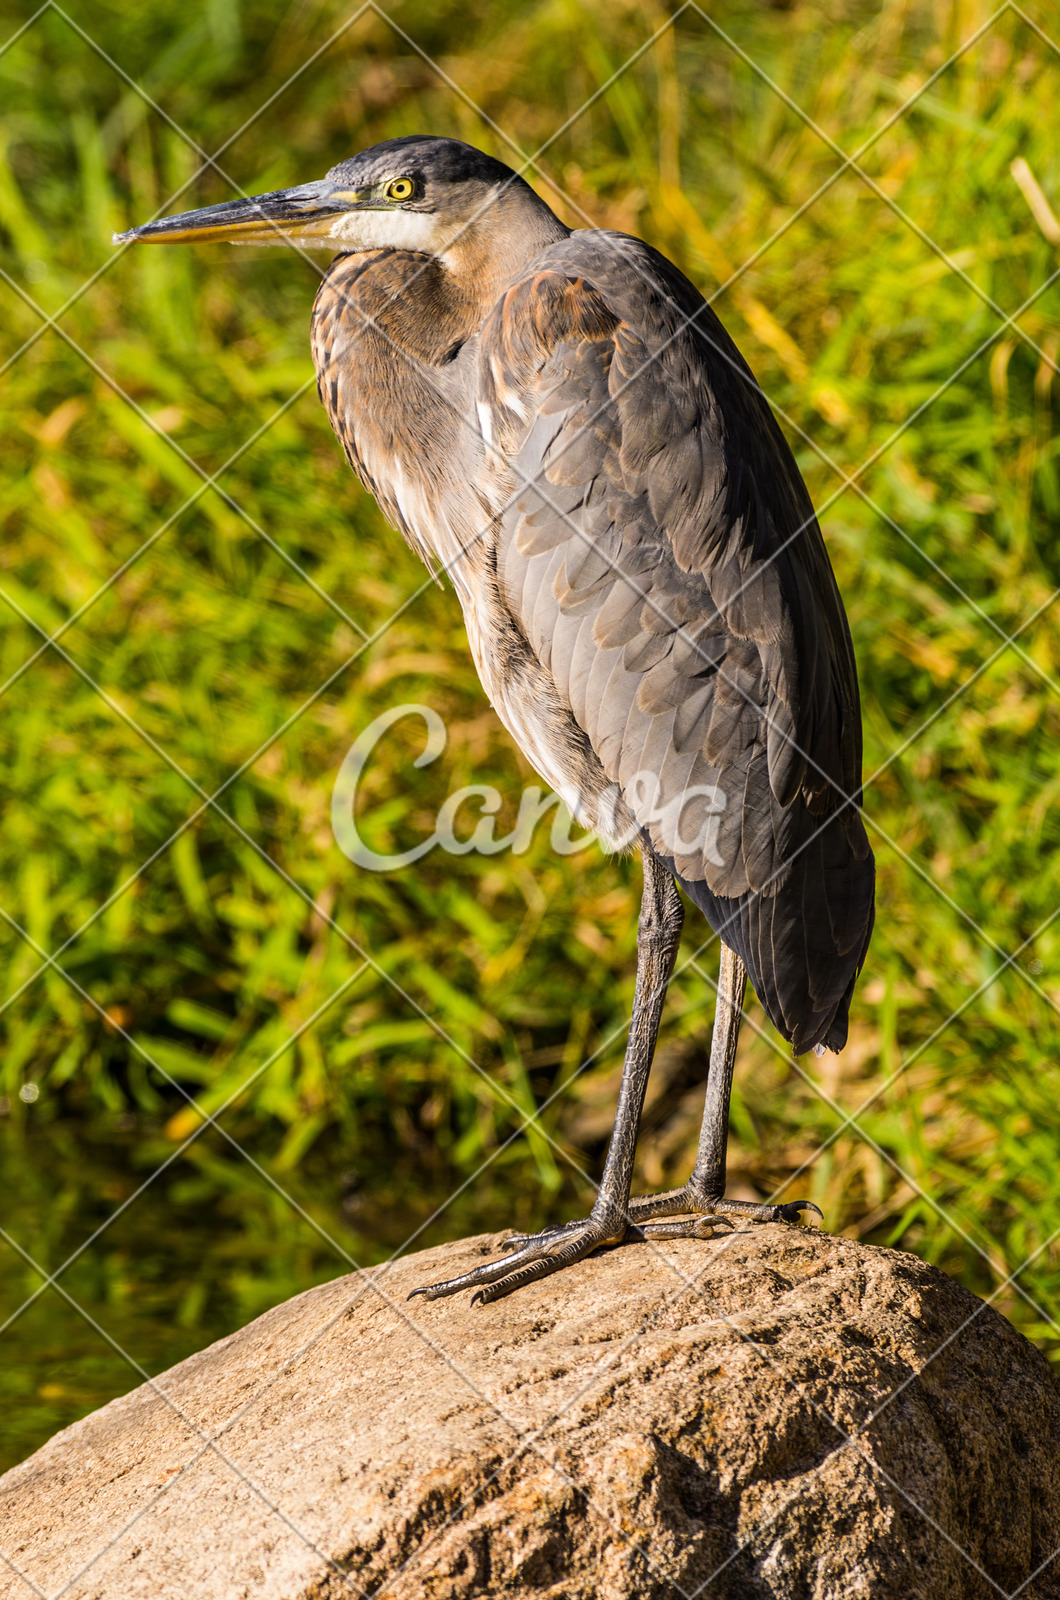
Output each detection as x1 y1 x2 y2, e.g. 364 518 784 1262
2 0 1060 1470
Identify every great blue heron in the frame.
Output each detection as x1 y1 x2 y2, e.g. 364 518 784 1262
119 135 875 1304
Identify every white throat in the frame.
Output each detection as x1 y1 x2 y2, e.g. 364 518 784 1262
327 208 447 254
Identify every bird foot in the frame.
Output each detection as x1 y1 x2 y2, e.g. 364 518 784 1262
408 1212 626 1306
407 1193 822 1306
624 1184 822 1232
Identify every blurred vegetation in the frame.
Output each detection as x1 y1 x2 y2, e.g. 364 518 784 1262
1 0 1059 1471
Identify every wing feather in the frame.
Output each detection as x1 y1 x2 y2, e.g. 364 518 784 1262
479 234 874 1049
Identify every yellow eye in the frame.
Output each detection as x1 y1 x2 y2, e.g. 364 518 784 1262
385 177 415 201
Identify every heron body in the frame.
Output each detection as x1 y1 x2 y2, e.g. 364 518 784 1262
120 135 875 1303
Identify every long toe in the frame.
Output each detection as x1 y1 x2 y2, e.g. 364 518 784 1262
408 1217 622 1304
501 1218 584 1252
623 1186 697 1227
638 1216 735 1241
408 1236 542 1302
625 1188 818 1228
472 1225 618 1305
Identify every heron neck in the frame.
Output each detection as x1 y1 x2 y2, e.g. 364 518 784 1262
439 191 570 312
316 195 569 368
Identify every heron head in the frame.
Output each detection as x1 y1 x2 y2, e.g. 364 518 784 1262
114 135 565 260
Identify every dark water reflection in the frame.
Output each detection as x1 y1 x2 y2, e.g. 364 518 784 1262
0 1114 541 1472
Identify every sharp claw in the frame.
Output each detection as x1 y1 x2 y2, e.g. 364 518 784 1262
775 1200 824 1225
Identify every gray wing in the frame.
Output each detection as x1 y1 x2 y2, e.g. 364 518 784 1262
479 235 874 1052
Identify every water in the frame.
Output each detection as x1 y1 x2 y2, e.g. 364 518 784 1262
0 1112 543 1473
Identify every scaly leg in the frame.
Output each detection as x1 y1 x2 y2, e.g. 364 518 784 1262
497 944 818 1249
409 848 685 1305
625 943 820 1237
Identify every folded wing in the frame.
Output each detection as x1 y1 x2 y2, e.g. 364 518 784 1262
480 234 874 1052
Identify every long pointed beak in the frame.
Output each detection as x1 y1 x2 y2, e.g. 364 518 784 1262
113 179 361 248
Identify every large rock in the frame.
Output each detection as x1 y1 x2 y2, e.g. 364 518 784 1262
2 1226 1059 1599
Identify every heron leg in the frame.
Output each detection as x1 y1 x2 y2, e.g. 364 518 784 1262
409 848 685 1305
624 944 821 1235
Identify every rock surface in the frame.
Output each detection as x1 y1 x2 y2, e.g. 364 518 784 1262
2 1226 1059 1599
